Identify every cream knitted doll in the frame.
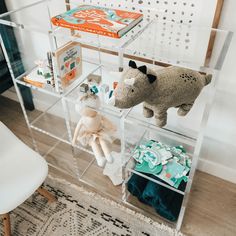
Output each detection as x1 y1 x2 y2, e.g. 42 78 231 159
72 93 117 167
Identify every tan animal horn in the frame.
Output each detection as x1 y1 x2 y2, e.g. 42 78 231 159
124 77 135 86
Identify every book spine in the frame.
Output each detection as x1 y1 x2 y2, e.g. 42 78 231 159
53 22 119 38
51 51 64 94
47 52 55 88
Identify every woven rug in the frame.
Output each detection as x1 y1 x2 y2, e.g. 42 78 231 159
0 176 184 236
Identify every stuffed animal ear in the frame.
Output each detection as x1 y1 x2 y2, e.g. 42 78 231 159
138 65 147 74
147 74 157 84
129 60 137 69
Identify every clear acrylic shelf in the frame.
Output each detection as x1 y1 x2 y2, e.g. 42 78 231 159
64 65 126 117
51 17 151 52
0 0 233 232
125 19 233 72
123 120 195 194
122 117 195 226
14 60 101 97
0 0 232 73
0 0 151 52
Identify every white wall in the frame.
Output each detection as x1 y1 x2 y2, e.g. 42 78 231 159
198 0 236 183
3 0 236 183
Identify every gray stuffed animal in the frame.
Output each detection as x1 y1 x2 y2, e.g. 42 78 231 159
114 60 212 127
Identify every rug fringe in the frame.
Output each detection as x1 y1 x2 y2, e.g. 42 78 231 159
47 174 186 236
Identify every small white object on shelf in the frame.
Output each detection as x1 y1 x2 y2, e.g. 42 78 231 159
103 152 123 186
23 60 53 88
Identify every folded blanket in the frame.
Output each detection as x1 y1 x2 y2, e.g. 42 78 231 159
127 173 149 204
127 173 186 222
142 177 184 221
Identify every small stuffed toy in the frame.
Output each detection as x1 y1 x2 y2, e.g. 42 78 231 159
114 60 212 127
72 93 117 167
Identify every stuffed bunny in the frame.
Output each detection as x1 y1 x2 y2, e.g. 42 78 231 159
114 60 212 127
72 93 117 167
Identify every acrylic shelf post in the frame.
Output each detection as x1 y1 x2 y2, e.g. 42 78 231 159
122 111 196 229
0 0 233 232
119 18 232 230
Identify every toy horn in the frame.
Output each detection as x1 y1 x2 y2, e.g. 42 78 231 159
124 77 135 86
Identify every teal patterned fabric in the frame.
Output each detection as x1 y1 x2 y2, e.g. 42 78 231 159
127 173 185 222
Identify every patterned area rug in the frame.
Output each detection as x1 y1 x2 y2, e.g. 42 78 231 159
0 176 184 236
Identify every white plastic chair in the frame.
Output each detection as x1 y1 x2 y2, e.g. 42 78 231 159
0 122 56 236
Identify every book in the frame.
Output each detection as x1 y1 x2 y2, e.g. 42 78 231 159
51 5 143 38
54 41 82 88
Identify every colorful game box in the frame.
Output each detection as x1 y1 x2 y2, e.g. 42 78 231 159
51 5 143 38
54 41 82 87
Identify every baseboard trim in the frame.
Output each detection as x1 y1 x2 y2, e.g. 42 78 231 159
198 158 236 184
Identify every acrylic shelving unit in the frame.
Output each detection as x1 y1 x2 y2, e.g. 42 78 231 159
0 0 232 231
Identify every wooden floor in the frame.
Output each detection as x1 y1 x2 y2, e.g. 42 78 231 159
1 95 236 236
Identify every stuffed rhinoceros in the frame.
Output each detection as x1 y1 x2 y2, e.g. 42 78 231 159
114 60 212 127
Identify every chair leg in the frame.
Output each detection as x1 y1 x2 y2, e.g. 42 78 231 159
37 187 56 203
2 213 11 236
